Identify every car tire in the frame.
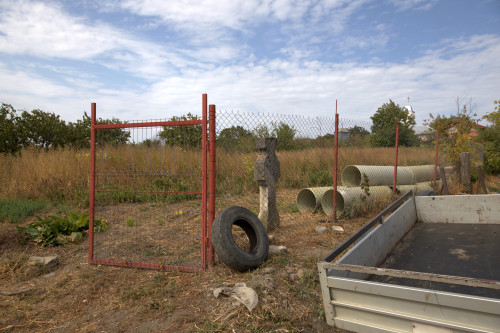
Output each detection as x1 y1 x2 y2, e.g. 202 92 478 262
211 206 269 272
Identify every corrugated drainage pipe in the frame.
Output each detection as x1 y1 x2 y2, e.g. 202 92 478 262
407 165 440 183
296 187 332 213
321 186 393 217
341 165 414 187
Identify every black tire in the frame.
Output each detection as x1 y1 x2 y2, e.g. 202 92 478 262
211 206 269 272
416 189 435 196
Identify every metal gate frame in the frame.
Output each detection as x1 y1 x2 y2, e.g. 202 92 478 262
88 94 215 272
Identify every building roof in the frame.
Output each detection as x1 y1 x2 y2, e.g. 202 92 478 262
413 125 432 135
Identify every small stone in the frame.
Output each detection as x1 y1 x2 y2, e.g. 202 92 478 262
285 266 294 274
297 269 305 280
315 226 327 234
268 235 276 243
69 231 83 243
332 226 344 233
28 256 59 272
268 245 287 255
261 267 275 274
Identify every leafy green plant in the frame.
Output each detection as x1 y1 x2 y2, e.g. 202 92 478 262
17 213 107 246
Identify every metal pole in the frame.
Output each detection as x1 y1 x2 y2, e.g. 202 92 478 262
333 100 339 223
393 114 399 195
88 103 96 262
201 94 208 269
208 104 216 265
434 129 439 187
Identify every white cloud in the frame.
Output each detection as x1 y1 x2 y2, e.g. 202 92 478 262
0 0 217 81
388 0 437 11
2 34 499 125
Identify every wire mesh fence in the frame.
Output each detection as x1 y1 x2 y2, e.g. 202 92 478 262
89 103 211 272
215 110 442 223
88 97 451 272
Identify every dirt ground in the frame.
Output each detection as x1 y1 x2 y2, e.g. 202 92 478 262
0 189 371 333
2 174 498 333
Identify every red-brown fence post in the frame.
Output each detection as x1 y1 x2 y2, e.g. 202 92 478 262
333 101 339 223
434 129 439 188
88 103 96 262
208 104 216 265
393 114 399 195
201 94 208 269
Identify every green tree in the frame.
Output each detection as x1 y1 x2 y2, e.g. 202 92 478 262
218 126 254 151
482 100 500 173
66 112 131 148
20 109 68 150
0 103 26 154
425 100 483 172
272 122 297 150
370 100 420 147
252 122 297 151
158 113 202 148
349 125 370 138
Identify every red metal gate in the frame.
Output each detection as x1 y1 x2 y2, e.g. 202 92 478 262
88 94 215 272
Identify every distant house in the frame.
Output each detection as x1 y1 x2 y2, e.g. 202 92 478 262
413 125 434 142
338 128 350 141
445 120 486 137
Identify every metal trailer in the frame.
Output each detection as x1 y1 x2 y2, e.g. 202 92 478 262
318 191 500 333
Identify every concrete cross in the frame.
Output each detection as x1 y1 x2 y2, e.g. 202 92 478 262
254 137 281 231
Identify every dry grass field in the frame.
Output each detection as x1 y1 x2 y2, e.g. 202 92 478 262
0 145 439 205
3 145 483 332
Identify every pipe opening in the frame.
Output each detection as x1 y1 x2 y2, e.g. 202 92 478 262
341 166 361 187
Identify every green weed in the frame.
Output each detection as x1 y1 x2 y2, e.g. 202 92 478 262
126 217 135 227
0 198 46 224
280 202 299 214
17 212 107 246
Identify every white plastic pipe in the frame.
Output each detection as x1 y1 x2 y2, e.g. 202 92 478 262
407 165 440 183
321 186 393 217
341 165 415 187
296 187 332 213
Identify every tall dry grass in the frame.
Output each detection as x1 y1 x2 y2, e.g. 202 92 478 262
0 145 439 205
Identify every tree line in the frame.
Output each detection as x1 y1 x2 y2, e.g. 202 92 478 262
2 99 426 155
1 103 130 154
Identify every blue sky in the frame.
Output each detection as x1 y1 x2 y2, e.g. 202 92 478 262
0 0 499 125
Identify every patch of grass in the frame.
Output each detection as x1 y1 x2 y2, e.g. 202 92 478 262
487 184 500 193
280 202 299 214
126 217 135 227
263 253 291 268
0 198 46 224
194 319 226 333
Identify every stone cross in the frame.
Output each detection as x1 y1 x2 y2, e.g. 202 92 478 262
254 137 280 231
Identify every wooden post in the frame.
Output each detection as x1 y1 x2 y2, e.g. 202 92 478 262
459 152 471 193
439 166 449 195
477 166 488 194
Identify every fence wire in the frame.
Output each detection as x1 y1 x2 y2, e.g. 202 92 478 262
92 120 206 271
215 111 441 222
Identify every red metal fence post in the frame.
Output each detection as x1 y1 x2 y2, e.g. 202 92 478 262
88 103 96 262
201 94 208 269
333 101 339 223
393 114 399 195
208 104 216 265
434 129 439 187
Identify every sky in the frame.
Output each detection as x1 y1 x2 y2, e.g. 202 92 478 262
0 0 499 125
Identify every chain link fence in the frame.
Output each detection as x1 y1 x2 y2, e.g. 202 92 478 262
214 110 441 225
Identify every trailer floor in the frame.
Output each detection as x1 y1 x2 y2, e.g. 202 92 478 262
370 222 500 299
